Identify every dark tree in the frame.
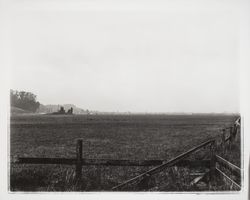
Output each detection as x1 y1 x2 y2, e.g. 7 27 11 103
10 90 40 112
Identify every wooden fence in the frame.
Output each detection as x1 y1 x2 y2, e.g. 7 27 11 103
112 139 216 190
13 139 211 183
215 155 241 189
111 117 241 191
12 117 241 191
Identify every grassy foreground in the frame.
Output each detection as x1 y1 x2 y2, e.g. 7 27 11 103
10 114 240 191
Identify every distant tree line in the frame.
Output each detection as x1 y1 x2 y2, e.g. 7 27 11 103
10 90 40 112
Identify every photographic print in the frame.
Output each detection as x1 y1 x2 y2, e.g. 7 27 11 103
5 0 247 195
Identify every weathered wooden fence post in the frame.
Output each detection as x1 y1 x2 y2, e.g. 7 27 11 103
221 129 226 155
229 127 234 149
233 118 240 142
76 139 83 183
209 140 216 189
233 124 238 141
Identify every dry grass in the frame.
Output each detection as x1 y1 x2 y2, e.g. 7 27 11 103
10 114 240 191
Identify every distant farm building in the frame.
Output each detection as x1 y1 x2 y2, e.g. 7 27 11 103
51 106 73 115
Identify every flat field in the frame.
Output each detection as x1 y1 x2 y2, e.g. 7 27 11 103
10 114 240 191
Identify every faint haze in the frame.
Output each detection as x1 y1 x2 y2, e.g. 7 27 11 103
9 0 240 113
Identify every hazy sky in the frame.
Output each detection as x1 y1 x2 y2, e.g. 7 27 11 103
9 0 240 113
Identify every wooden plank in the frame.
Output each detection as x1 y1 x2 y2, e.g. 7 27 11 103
190 172 206 176
82 159 163 166
112 139 215 190
14 157 210 167
216 167 241 190
225 136 231 142
190 172 209 186
15 157 76 165
14 158 163 166
215 155 241 177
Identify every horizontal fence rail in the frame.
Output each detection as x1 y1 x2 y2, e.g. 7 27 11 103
14 158 162 166
215 155 241 177
14 157 210 168
216 167 241 189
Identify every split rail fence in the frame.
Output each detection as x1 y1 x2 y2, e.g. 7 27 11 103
13 117 241 191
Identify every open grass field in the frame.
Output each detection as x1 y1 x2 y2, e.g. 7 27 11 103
10 114 240 191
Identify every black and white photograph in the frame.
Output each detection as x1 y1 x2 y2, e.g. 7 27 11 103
1 0 250 199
